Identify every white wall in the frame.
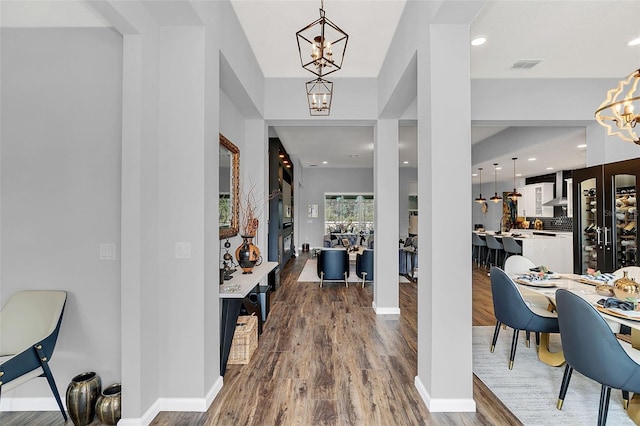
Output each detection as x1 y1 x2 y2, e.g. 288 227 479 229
1 28 122 401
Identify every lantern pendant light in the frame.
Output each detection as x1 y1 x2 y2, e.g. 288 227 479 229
490 163 502 203
507 157 522 201
475 168 487 203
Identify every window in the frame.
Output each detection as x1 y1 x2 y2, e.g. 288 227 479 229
324 194 374 234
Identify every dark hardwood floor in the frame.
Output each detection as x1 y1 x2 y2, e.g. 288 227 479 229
0 258 518 425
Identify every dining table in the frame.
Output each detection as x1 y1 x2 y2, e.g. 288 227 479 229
512 271 640 422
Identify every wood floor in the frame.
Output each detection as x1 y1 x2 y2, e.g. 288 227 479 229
0 258 518 425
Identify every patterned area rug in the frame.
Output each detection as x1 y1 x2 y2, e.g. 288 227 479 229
473 326 634 425
297 258 410 284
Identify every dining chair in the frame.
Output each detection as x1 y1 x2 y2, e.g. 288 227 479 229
355 249 374 288
501 236 522 267
317 248 349 288
490 267 559 369
555 289 640 425
485 235 504 269
0 290 68 421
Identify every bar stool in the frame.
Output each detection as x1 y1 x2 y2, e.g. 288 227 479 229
485 234 504 269
501 236 522 267
472 233 487 267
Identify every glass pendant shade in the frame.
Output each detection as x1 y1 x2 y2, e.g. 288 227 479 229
490 163 502 203
475 167 486 203
296 1 349 78
507 157 522 200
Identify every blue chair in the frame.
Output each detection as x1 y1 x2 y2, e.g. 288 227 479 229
317 248 349 288
490 267 559 369
485 235 504 269
0 290 68 421
355 249 374 288
472 233 487 267
555 289 640 424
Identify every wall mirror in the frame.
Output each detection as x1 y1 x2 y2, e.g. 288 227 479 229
219 134 240 239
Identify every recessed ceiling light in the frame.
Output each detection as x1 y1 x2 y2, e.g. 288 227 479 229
403 161 409 164
322 161 328 164
546 167 554 170
495 167 502 170
528 157 536 161
577 144 587 148
472 173 478 177
471 37 486 46
629 37 640 46
516 173 522 177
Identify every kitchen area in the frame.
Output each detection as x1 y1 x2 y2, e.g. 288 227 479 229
473 159 639 274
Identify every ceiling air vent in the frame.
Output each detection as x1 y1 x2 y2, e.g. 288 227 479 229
511 59 542 69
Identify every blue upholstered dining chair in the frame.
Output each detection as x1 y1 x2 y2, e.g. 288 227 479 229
317 248 349 288
485 235 504 269
355 249 374 288
0 290 68 421
489 267 559 369
555 289 640 425
501 236 522 267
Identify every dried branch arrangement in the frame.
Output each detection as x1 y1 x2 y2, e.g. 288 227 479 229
239 180 279 237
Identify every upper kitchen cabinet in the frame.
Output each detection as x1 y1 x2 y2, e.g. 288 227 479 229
517 183 554 218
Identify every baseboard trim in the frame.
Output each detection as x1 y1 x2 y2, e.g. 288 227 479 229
414 376 476 412
372 301 401 315
0 397 62 412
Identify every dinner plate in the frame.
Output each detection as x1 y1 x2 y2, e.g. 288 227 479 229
514 279 557 288
596 305 640 322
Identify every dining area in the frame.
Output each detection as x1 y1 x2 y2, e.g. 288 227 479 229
484 255 640 425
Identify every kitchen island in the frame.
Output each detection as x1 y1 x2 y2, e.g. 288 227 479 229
477 230 573 272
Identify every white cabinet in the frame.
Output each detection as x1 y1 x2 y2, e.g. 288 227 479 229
517 183 554 217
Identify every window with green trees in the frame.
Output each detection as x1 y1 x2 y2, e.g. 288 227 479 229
324 194 374 234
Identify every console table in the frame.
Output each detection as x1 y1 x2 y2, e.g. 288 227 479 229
219 261 278 375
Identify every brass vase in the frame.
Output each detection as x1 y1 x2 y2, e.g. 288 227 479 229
235 235 261 274
613 271 640 301
96 383 121 425
66 372 101 426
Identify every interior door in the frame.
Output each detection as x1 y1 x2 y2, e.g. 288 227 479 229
572 165 604 274
604 159 639 272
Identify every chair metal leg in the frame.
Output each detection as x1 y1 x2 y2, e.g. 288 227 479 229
623 390 630 410
509 329 519 370
598 385 611 426
525 331 530 348
557 364 573 409
344 272 348 288
320 272 324 288
362 272 366 288
35 344 68 421
491 321 501 353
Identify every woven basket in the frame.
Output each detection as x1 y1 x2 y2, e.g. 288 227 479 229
228 314 258 364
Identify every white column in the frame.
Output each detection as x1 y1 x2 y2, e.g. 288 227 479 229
373 119 400 314
244 120 269 260
415 23 475 412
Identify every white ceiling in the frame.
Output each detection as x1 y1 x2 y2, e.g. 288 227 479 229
4 0 639 178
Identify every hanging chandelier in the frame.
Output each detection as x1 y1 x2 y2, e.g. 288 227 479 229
475 168 487 203
507 158 522 201
306 78 333 116
595 68 640 145
490 163 502 203
296 0 349 78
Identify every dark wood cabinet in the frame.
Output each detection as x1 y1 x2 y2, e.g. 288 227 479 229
268 138 294 286
572 158 639 274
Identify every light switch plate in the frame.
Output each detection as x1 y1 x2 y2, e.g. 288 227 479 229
174 242 192 259
99 243 116 260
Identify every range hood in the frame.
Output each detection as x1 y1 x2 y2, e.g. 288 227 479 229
543 196 568 206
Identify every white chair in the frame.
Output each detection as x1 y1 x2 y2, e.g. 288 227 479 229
0 290 68 421
613 266 640 281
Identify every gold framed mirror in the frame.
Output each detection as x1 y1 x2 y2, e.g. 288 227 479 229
219 134 240 239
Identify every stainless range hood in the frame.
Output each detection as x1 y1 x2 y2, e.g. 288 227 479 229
543 196 568 206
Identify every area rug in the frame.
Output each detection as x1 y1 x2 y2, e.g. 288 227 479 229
297 258 411 284
473 326 634 425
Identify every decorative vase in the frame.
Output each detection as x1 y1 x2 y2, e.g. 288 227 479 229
66 371 101 426
235 235 261 274
96 383 122 425
613 271 640 301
